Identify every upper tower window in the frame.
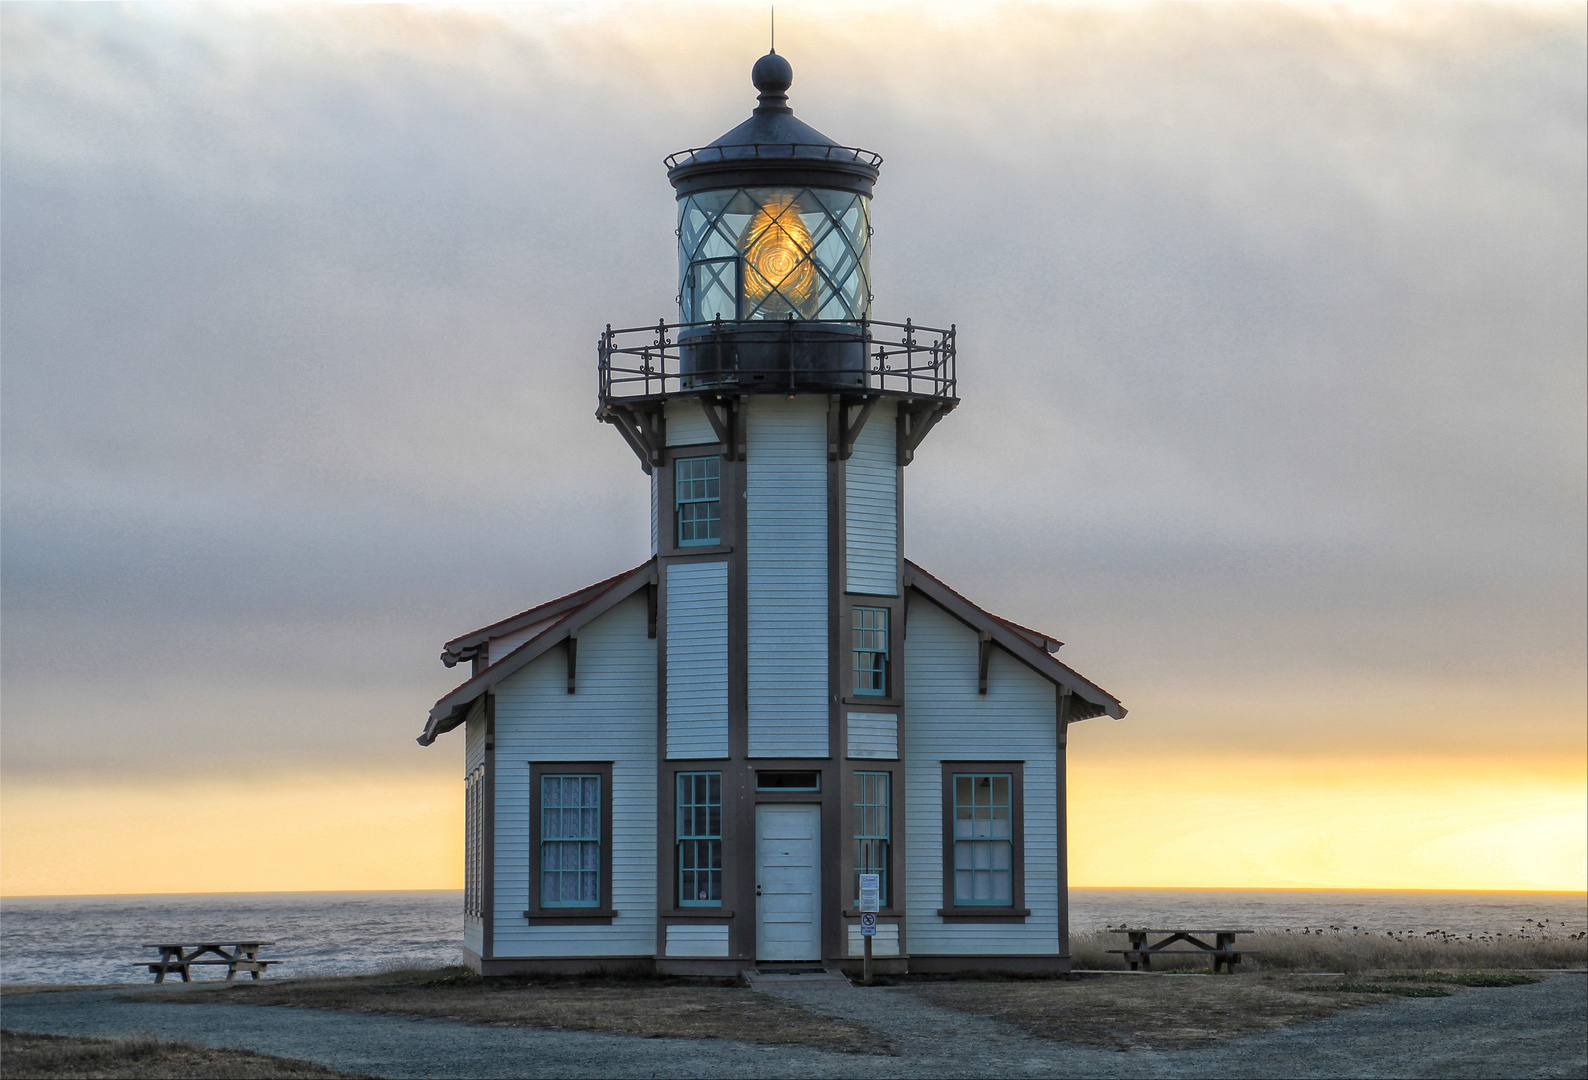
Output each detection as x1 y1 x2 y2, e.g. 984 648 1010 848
679 187 870 324
853 606 889 695
676 456 721 546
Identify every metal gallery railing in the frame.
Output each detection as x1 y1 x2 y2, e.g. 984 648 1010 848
664 142 883 170
597 317 957 402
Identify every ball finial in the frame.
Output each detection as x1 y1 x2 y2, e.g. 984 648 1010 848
752 52 792 95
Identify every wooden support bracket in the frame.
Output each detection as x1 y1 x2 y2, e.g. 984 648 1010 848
839 396 880 460
898 401 951 466
977 630 993 695
565 630 578 694
601 404 664 474
698 397 734 459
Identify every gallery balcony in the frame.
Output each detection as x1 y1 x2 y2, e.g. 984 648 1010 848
596 316 957 407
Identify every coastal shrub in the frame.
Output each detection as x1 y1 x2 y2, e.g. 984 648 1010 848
1071 927 1588 973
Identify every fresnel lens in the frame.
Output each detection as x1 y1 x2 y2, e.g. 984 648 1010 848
742 194 817 319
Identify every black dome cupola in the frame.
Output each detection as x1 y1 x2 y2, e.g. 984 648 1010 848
665 53 882 199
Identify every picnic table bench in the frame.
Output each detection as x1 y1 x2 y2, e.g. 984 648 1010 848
1107 929 1257 973
142 941 279 983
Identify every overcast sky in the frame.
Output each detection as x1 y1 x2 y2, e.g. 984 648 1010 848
3 2 1583 798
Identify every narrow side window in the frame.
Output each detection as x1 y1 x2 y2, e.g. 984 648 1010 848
464 767 484 918
853 606 889 695
540 774 601 907
677 772 723 905
676 456 721 546
854 771 891 906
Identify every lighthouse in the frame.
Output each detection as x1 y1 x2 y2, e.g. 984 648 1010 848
420 53 1123 978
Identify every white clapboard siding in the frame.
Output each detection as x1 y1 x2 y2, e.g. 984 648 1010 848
746 397 829 757
845 400 898 596
650 472 659 556
846 922 901 957
666 561 730 758
903 598 1060 956
846 712 898 760
490 594 658 959
488 617 557 666
665 923 730 957
666 400 719 446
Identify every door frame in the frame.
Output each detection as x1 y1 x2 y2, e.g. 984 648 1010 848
754 802 822 961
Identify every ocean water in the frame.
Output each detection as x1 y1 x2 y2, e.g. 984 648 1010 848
1 889 1582 985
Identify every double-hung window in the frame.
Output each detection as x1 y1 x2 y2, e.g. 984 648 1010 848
941 763 1027 917
540 774 601 906
677 772 722 905
853 607 889 696
676 457 721 546
527 762 613 920
854 771 890 907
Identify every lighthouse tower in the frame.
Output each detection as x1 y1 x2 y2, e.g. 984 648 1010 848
421 52 1123 979
597 52 955 963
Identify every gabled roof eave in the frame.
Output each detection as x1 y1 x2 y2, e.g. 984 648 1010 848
903 561 1125 721
418 560 657 745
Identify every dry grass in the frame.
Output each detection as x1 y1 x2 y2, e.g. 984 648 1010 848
0 985 139 997
1071 929 1588 973
0 1029 371 1079
131 966 883 1054
918 971 1540 1050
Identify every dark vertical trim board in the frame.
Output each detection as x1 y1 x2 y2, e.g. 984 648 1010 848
483 690 497 960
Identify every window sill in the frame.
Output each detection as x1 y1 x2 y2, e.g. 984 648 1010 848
523 909 617 924
937 908 1030 923
842 696 902 708
842 909 900 918
667 544 734 556
661 909 736 920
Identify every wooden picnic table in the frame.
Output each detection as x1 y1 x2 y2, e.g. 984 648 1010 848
1107 929 1258 973
142 941 278 983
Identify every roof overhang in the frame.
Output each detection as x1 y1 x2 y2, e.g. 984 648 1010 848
903 561 1126 722
418 561 658 746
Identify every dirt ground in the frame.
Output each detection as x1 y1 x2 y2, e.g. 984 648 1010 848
917 971 1540 1049
0 1029 370 1079
132 967 882 1054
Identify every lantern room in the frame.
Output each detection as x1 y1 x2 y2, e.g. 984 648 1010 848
597 52 956 416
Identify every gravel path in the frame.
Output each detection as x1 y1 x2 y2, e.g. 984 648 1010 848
2 975 1583 1079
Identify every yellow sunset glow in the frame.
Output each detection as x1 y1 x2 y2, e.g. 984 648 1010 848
3 758 1581 896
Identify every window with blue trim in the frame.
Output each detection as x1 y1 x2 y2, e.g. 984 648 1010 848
675 457 721 546
853 607 889 695
952 773 1012 905
677 772 722 905
540 774 601 907
854 771 890 906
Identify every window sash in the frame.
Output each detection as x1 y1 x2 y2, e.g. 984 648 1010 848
540 774 601 908
853 607 889 696
677 772 723 906
952 773 1013 906
854 771 890 906
675 457 721 547
464 767 483 918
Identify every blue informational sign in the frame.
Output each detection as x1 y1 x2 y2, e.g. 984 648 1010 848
860 912 877 937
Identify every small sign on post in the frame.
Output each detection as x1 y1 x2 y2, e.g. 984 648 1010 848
857 877 881 985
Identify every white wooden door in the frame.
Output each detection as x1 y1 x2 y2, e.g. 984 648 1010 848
755 804 821 961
